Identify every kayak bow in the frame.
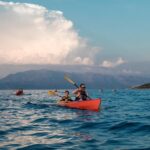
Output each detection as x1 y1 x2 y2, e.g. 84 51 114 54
58 98 101 111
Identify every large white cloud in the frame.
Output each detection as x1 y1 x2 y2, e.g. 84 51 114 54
0 1 99 65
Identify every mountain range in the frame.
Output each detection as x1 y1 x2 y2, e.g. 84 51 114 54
0 69 149 89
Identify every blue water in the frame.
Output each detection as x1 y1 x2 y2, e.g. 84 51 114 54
0 89 150 150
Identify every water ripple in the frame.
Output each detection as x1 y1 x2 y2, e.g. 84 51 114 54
0 89 150 149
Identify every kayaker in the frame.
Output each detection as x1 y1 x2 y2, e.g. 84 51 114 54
73 83 88 101
16 89 24 96
59 90 72 102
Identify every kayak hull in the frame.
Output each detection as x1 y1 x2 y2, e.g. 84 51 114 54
16 90 23 96
58 98 101 111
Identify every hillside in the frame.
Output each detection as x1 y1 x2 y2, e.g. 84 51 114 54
131 83 150 89
0 69 149 89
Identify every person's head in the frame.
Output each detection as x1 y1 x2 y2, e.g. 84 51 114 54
64 90 69 96
80 83 86 90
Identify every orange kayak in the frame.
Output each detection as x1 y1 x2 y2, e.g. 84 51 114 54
58 98 101 111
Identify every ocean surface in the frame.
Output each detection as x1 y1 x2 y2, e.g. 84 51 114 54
0 89 150 150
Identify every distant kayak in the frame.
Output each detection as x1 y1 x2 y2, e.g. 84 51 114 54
16 90 24 96
58 98 101 111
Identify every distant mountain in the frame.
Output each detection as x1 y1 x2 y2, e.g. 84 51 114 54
0 62 150 79
0 69 149 89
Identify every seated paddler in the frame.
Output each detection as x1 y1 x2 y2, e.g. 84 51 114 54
59 90 72 102
73 83 88 101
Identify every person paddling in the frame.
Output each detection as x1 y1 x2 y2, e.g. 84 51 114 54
59 90 72 102
73 83 88 101
16 89 24 96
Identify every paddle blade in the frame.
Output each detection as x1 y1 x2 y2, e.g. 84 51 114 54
64 75 79 88
48 90 57 95
64 75 75 85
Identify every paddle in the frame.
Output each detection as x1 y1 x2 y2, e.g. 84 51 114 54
48 90 62 97
48 90 56 95
64 75 91 99
64 75 79 88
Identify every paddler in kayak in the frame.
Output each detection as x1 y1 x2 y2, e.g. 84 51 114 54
16 89 24 96
73 83 88 101
59 90 72 102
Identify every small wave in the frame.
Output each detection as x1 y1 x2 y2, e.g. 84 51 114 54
109 121 141 131
0 130 7 135
7 125 36 133
31 118 48 123
133 124 150 133
30 132 49 137
17 141 75 150
102 139 121 145
24 102 50 109
124 147 150 150
72 122 100 131
103 105 116 110
48 118 73 124
80 122 100 129
17 144 50 150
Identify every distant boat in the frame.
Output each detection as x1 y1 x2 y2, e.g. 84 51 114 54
16 89 24 96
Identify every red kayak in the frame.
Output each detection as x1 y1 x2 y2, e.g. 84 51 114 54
58 98 101 111
16 90 24 96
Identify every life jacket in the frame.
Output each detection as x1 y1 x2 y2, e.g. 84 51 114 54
80 91 88 100
75 90 87 100
61 95 72 101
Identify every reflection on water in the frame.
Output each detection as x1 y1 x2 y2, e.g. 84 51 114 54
74 132 92 141
1 130 68 148
0 90 150 149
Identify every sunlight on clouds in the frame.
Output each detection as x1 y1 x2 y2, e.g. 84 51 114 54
0 1 98 65
73 57 94 65
100 57 125 68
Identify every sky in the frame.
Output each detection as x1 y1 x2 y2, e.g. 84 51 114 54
0 0 150 75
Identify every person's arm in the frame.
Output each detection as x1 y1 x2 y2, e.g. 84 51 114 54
72 89 79 95
60 96 65 101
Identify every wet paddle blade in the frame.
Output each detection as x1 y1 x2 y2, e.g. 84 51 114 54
64 75 76 85
48 90 57 95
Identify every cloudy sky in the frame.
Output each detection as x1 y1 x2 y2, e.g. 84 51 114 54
0 0 150 73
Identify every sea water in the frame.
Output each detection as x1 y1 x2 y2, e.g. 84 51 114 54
0 89 150 150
